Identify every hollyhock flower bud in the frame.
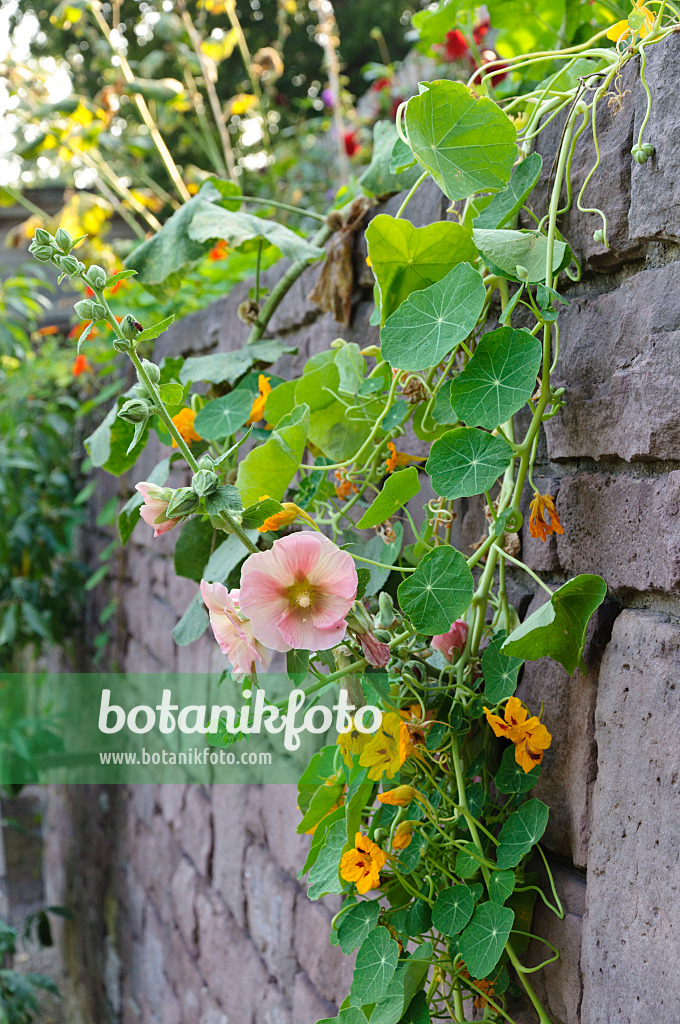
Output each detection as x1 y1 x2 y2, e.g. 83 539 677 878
140 359 161 384
86 264 107 289
34 227 53 246
55 227 73 252
74 299 97 320
57 254 84 277
432 619 469 662
165 487 200 518
239 533 357 652
118 398 152 424
135 482 180 537
200 581 271 681
192 469 219 498
120 314 143 342
30 245 55 262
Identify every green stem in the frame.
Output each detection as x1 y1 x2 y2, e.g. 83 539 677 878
395 171 428 219
240 194 327 222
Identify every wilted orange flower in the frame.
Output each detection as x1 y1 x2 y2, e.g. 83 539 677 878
392 821 414 850
606 1 654 42
171 407 202 448
385 441 426 474
334 469 359 500
483 696 552 773
247 374 271 424
71 354 92 377
528 492 563 543
340 832 387 894
256 495 316 533
377 785 416 807
37 324 59 336
458 965 495 1009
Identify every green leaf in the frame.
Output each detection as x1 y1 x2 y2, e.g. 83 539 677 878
412 1 461 51
400 991 430 1024
204 485 243 519
405 80 517 202
241 497 284 530
458 902 515 979
236 404 309 506
85 393 149 476
473 228 570 284
172 532 254 646
308 819 348 900
482 636 523 704
287 648 310 686
264 379 297 425
496 798 549 869
117 456 171 545
366 215 477 325
390 136 417 174
189 205 325 263
426 427 513 500
372 941 433 1024
356 467 421 529
405 898 432 935
432 883 478 936
347 522 403 597
194 390 253 441
455 845 481 880
359 120 423 198
501 574 607 674
474 153 543 230
488 870 515 905
171 593 209 647
317 1010 368 1024
300 806 346 876
105 268 137 287
137 315 175 343
380 263 486 372
179 340 297 386
350 927 399 1004
173 517 214 582
337 901 381 954
397 545 473 633
486 0 567 56
449 327 541 429
158 381 184 405
495 745 541 795
295 364 376 462
296 779 344 834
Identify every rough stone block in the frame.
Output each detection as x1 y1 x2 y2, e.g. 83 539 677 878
545 264 680 461
258 784 311 879
553 471 680 594
292 971 337 1024
170 856 198 953
177 786 213 879
244 844 298 989
294 894 355 1006
581 610 680 1024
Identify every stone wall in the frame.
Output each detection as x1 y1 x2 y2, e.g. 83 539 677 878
45 36 680 1024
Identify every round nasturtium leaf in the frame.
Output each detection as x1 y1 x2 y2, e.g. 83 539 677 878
405 80 518 202
449 327 542 429
458 902 515 979
482 634 524 704
496 798 550 869
426 427 513 500
397 545 474 634
432 883 478 936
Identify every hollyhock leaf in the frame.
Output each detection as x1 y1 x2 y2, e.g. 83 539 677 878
356 467 421 529
236 404 309 506
158 381 183 406
482 636 524 704
496 798 549 869
118 456 171 545
426 427 513 500
173 517 214 582
458 902 515 979
405 80 517 202
359 120 422 198
179 340 297 386
449 327 541 429
136 315 175 343
475 153 543 230
337 900 381 954
432 883 477 936
172 533 255 646
495 745 541 795
171 592 209 647
488 869 516 905
307 819 348 900
105 268 137 288
372 941 433 1024
189 205 325 263
194 390 253 441
398 545 473 633
350 927 399 1004
366 215 477 325
501 574 607 674
204 485 243 518
295 363 378 461
473 228 571 284
380 263 486 372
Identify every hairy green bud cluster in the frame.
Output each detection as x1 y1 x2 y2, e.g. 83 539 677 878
85 264 107 290
118 398 153 424
191 469 220 498
74 298 106 321
140 359 161 384
120 314 143 343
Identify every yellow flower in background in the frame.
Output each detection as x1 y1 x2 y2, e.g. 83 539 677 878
392 821 414 850
230 93 259 116
171 407 202 448
359 712 413 781
606 1 654 42
256 495 317 533
340 832 387 894
247 374 272 424
483 696 552 773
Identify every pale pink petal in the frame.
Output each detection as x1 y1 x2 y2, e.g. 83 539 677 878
276 607 347 651
307 536 358 599
360 632 391 668
240 545 296 591
310 590 355 630
271 532 322 582
200 579 269 677
432 619 468 662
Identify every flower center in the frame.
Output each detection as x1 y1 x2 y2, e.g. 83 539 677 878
289 581 314 609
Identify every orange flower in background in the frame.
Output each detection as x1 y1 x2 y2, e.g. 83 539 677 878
37 324 59 336
68 320 99 340
71 354 92 377
483 696 552 773
209 240 229 261
171 407 202 448
528 492 563 543
385 441 426 474
334 469 359 501
256 495 317 534
247 374 271 424
340 832 387 894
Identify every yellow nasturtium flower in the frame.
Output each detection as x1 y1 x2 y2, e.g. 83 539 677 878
483 696 552 773
247 374 272 424
606 1 654 42
359 712 414 781
340 832 387 894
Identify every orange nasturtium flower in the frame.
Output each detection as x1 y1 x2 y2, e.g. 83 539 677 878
340 832 387 894
528 492 563 543
247 374 272 424
377 784 416 807
37 324 60 336
606 1 654 42
359 711 414 781
171 407 202 448
209 240 229 261
256 494 317 534
392 821 414 850
385 441 426 474
71 354 92 377
483 696 552 773
334 469 359 500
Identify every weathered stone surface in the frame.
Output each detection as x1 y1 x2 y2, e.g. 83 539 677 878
258 784 311 879
294 894 355 1006
553 471 680 594
170 856 198 953
292 970 337 1024
244 844 297 988
581 610 680 1024
545 264 680 461
630 37 680 241
526 867 587 1024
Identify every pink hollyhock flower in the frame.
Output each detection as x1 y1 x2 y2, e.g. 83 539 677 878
359 632 391 668
239 533 358 652
135 481 180 537
432 619 469 662
200 581 272 680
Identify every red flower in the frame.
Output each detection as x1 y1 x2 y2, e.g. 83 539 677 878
71 354 92 377
342 129 360 157
443 29 469 60
473 17 490 44
85 286 95 297
475 49 509 85
209 240 229 261
371 77 392 92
